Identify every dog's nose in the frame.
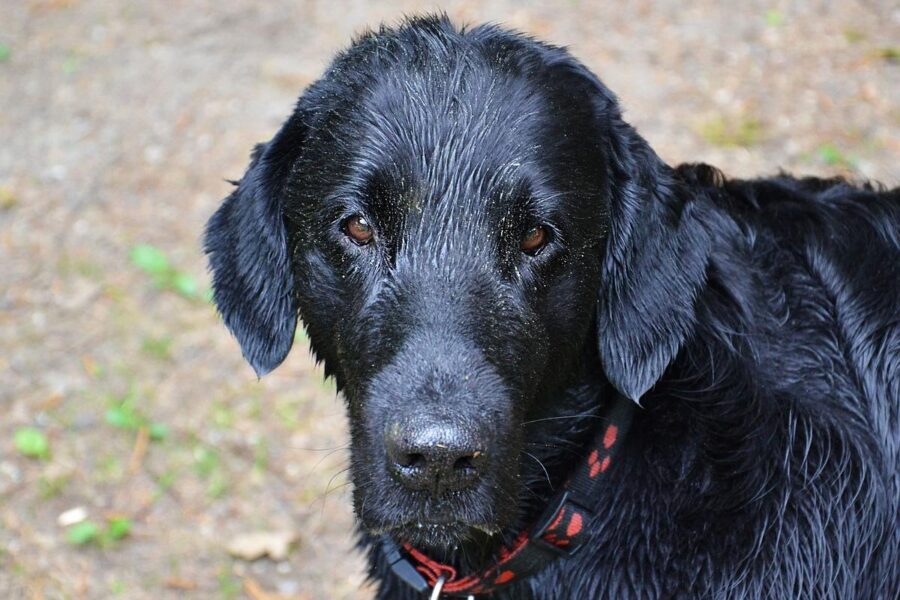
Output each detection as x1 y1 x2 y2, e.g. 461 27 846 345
385 419 486 494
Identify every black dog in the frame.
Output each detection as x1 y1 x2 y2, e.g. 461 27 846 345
205 16 899 599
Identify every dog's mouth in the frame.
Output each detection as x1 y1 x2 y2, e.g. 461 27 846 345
362 500 503 550
379 518 501 551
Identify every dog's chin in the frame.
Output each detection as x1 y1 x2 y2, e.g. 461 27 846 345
385 520 500 552
364 513 501 552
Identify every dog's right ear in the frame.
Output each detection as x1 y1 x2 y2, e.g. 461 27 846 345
541 54 712 403
204 136 299 377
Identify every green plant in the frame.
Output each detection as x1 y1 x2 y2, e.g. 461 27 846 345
66 521 100 545
109 580 127 595
65 517 132 547
0 186 16 209
193 446 220 478
877 47 899 62
698 116 765 148
130 244 201 300
252 438 269 475
14 427 50 459
154 468 179 497
217 569 241 600
105 392 169 441
140 335 173 360
817 143 856 169
765 9 784 27
843 29 865 44
194 446 230 499
106 517 133 541
211 401 236 428
62 53 80 74
39 473 70 499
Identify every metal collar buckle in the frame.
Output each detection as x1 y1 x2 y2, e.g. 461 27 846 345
429 576 475 599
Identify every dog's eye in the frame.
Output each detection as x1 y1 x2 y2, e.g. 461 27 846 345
520 225 549 255
344 215 374 245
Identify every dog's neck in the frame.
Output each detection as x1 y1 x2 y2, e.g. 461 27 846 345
405 247 775 579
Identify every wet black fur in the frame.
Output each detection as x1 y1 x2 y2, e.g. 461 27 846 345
205 16 899 599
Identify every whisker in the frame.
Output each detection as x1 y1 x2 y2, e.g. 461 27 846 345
521 411 605 427
524 442 584 458
523 451 553 489
289 444 351 452
303 445 350 482
318 467 353 514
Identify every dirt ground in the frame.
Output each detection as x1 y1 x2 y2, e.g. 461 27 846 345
0 1 897 598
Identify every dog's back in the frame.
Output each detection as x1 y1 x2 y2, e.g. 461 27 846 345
661 166 900 598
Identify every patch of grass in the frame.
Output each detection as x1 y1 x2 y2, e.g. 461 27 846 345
65 516 132 547
105 391 169 441
106 516 133 541
274 399 300 428
66 521 100 546
217 570 241 600
193 446 220 478
843 28 865 44
57 253 104 279
0 43 10 63
130 244 202 301
252 438 269 475
206 471 229 499
764 9 784 27
211 401 236 428
247 396 263 421
194 445 230 499
14 427 50 460
0 186 17 209
109 580 127 595
103 283 128 303
39 473 71 499
97 455 125 483
61 52 81 74
817 143 856 169
140 335 173 361
698 115 765 148
154 468 179 497
876 46 899 62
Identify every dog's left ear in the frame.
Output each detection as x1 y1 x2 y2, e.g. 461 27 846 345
596 119 711 402
549 58 712 401
204 131 300 377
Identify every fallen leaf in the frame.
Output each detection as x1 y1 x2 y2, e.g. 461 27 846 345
164 578 198 590
226 530 297 561
128 427 150 474
36 393 63 412
243 577 305 600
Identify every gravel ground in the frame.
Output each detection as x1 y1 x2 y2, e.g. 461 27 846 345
0 1 897 598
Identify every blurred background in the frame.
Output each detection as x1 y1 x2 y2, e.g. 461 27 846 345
0 1 897 598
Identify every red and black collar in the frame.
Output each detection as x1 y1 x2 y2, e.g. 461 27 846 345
382 392 635 598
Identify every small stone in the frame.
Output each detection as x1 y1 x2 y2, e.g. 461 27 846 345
225 530 298 561
57 506 88 527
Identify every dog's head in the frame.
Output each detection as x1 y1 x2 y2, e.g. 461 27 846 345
206 17 708 552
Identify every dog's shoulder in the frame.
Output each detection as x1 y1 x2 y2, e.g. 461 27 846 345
676 162 899 230
676 163 898 313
